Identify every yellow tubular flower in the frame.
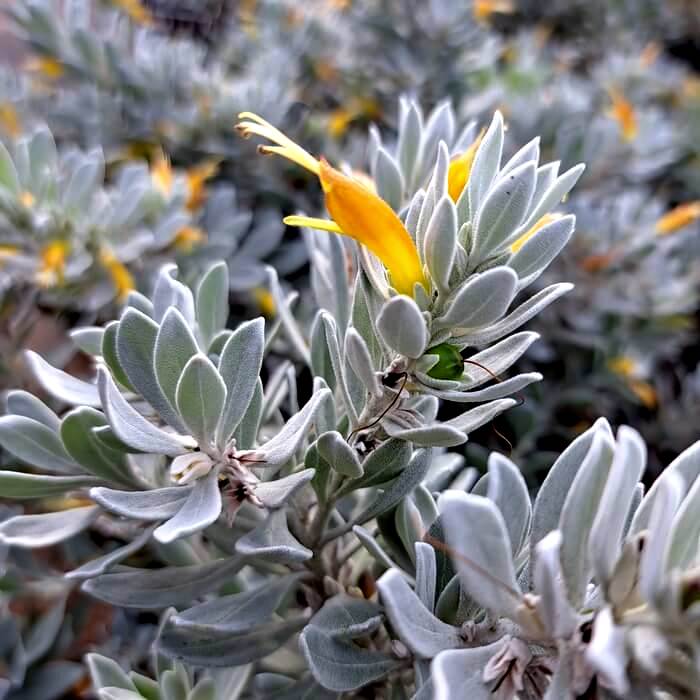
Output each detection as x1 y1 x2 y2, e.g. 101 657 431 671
473 0 515 23
511 213 561 253
20 191 35 209
25 56 65 80
0 245 20 266
608 356 636 378
186 160 219 211
639 42 660 69
655 201 700 236
607 89 638 142
252 287 276 317
36 240 69 287
328 108 354 138
628 379 658 409
173 226 206 252
151 151 173 197
0 103 21 138
111 0 153 25
447 129 485 202
237 112 426 296
319 159 426 296
99 249 135 302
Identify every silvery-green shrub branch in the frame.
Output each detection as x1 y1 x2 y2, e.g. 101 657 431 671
6 0 303 163
0 99 590 697
267 100 584 447
0 123 269 312
372 420 700 699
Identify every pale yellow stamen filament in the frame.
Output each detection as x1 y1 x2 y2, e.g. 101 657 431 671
237 112 320 175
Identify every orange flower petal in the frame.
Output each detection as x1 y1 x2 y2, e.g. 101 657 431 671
319 159 425 296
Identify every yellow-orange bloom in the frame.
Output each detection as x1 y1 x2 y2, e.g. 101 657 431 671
111 0 153 25
655 201 700 236
0 245 19 265
628 379 658 409
608 356 636 378
639 42 660 69
319 159 426 296
328 108 354 138
25 56 65 80
100 249 135 302
36 240 69 287
510 213 561 253
173 226 206 252
151 151 173 197
580 250 619 273
447 129 485 202
608 356 657 409
186 160 219 211
252 287 276 317
473 0 515 22
237 112 426 296
0 103 21 138
607 89 638 142
20 191 35 209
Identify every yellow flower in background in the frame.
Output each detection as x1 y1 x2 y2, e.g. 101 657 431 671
580 249 619 273
173 226 206 253
238 0 258 37
607 88 638 142
608 356 636 378
99 249 135 302
252 287 276 317
510 213 561 253
236 112 426 296
473 0 515 23
608 356 657 409
328 108 354 138
151 151 173 197
327 98 381 138
186 160 220 211
314 59 339 85
681 77 700 102
655 201 700 236
36 240 69 287
20 191 35 209
0 103 21 138
447 129 485 202
25 56 65 80
0 245 20 266
639 42 660 69
628 380 658 409
111 0 153 25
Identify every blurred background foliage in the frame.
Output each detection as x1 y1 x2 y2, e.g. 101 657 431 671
1 0 700 696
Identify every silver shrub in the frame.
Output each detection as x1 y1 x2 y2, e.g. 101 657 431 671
300 100 583 447
377 420 700 699
2 106 696 699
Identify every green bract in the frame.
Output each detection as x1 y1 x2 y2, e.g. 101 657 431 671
425 344 463 381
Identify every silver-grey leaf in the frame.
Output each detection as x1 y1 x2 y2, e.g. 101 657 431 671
0 506 99 548
154 469 222 543
439 491 522 618
98 368 193 456
378 568 461 658
376 296 428 359
216 318 265 449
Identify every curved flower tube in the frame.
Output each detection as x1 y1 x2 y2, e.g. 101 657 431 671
236 112 426 296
